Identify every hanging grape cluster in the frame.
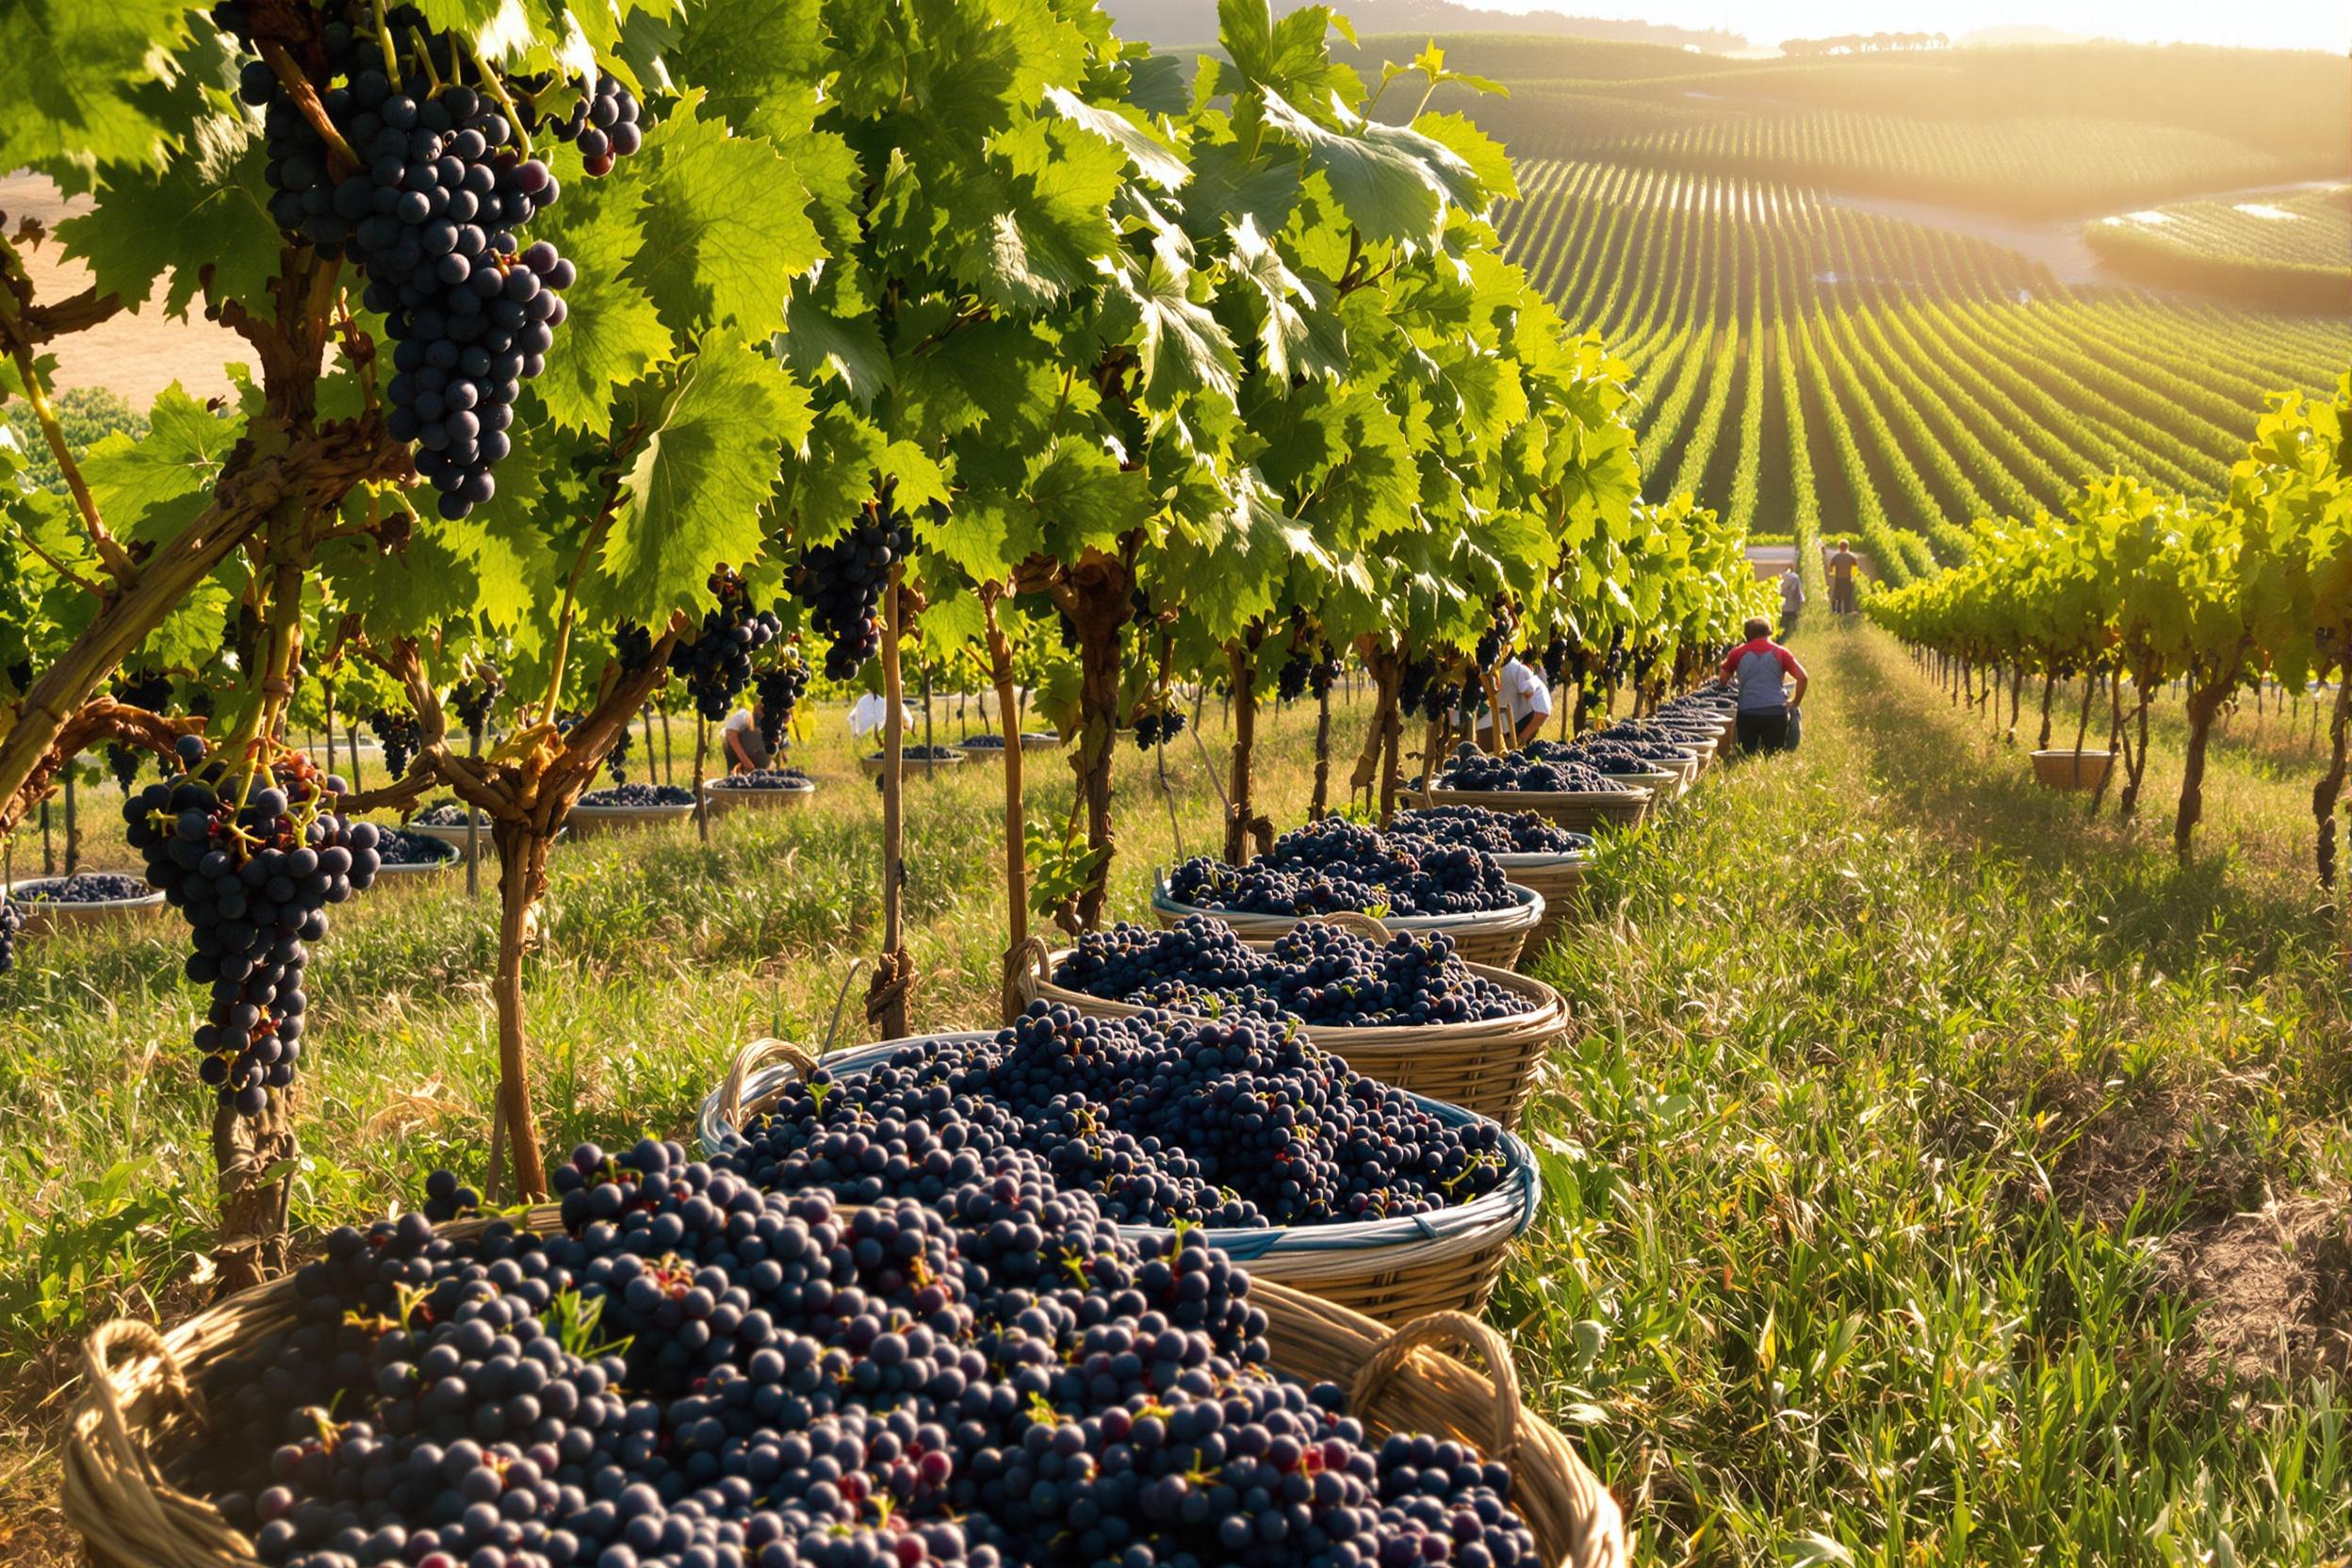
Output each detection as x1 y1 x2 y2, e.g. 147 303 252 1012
365 706 422 777
1133 705 1186 751
1276 640 1343 703
668 570 780 722
753 659 808 754
606 719 631 784
220 1 645 518
447 665 502 741
1541 635 1571 685
121 736 381 1117
793 502 913 680
610 620 655 676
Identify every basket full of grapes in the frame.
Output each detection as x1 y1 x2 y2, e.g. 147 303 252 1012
858 744 967 777
1422 744 1654 833
1153 819 1546 970
1 872 168 934
703 767 818 813
367 827 464 876
565 781 696 838
1015 913 1571 1128
63 1138 1625 1568
701 1003 1544 1327
1389 806 1596 953
955 731 1062 759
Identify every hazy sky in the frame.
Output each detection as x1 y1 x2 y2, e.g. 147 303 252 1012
1473 0 2352 52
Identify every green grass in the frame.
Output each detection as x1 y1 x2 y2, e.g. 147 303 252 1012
3 632 2348 1563
1500 626 2350 1563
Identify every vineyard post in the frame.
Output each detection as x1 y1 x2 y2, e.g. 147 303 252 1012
489 821 553 1203
2037 671 2057 750
980 588 1028 1022
872 560 909 1039
694 716 710 843
2090 671 2125 818
1225 632 1264 863
2316 667 2350 889
62 771 76 874
1309 670 1333 820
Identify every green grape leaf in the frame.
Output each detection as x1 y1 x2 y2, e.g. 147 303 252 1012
78 384 240 545
56 106 278 318
1100 244 1242 413
1041 88 1188 190
632 93 824 339
780 403 887 548
776 284 892 408
597 331 802 617
944 117 1126 312
533 159 673 433
1258 88 1478 248
0 0 191 187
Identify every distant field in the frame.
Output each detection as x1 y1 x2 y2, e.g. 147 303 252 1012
1499 157 2352 583
2085 187 2352 310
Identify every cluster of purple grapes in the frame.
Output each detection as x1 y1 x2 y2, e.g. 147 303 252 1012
1392 806 1591 858
449 667 503 742
1539 637 1571 686
726 1002 1511 1232
376 829 458 868
1275 643 1343 705
535 74 642 176
415 800 485 828
794 507 913 680
577 782 694 809
610 623 656 677
122 736 380 1117
1131 706 1185 751
753 662 808 754
1055 915 1531 1027
1436 744 1630 795
1556 738 1680 776
104 671 177 792
1168 819 1514 919
225 3 643 518
606 721 631 784
670 576 781 724
1398 658 1440 722
1473 622 1507 671
709 768 812 792
207 1137 1537 1568
0 898 20 977
368 707 424 778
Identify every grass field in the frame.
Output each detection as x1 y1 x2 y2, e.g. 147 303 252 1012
7 630 2349 1561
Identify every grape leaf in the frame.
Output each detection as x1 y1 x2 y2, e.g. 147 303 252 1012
778 404 886 549
56 106 278 318
597 331 803 618
1100 243 1242 413
777 284 891 407
78 384 240 545
944 118 1127 312
1257 88 1478 248
532 159 673 433
1041 88 1188 190
0 0 190 188
632 93 825 340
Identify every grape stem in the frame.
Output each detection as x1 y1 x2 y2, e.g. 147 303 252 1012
409 30 444 96
466 43 532 157
368 0 400 86
0 240 135 586
258 41 360 173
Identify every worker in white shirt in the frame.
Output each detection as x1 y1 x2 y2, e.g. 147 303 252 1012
1496 651 1553 745
719 704 770 772
848 691 915 741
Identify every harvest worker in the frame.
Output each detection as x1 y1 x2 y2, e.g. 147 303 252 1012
1778 565 1805 638
720 703 771 772
1496 649 1553 745
1721 617 1808 754
1828 539 1860 614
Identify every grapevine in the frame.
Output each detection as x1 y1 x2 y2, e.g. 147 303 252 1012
793 503 913 680
667 570 780 723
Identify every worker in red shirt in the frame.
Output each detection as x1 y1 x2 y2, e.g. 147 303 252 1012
1720 616 1808 754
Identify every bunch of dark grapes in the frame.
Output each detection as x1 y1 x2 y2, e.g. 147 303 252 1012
533 73 642 175
793 505 912 680
726 1002 1511 1230
1556 737 1679 776
708 766 812 792
1055 915 1531 1026
121 736 379 1117
102 670 177 792
0 897 19 977
1601 716 1719 747
1274 642 1343 704
222 2 643 518
1474 620 1507 670
605 722 630 784
1394 804 1592 857
375 828 457 867
610 621 655 676
1132 705 1185 751
1437 743 1629 794
1398 657 1436 720
199 1133 1540 1568
577 782 693 808
105 743 144 794
1541 636 1571 685
668 573 780 723
448 666 503 741
1167 817 1513 918
413 799 483 828
367 707 423 778
753 660 808 754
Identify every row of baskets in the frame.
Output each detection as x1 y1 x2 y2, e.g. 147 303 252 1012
58 702 1744 1568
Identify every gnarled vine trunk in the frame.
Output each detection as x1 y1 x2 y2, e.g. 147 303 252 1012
212 1091 298 1297
981 590 1028 1022
489 821 554 1202
1225 635 1266 862
2315 671 2350 889
1059 554 1132 931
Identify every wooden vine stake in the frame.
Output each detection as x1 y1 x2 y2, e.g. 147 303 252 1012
869 556 911 1040
982 586 1029 1024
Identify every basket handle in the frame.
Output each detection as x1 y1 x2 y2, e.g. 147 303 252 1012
67 1319 253 1566
1349 1310 1521 1464
1017 933 1054 988
715 1037 822 1131
1315 909 1395 942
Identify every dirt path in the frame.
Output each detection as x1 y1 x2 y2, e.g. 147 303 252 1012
0 172 248 405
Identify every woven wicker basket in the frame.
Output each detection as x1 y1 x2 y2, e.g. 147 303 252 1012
1421 786 1652 835
2030 749 2114 791
2 878 167 934
704 1037 1541 1325
701 777 817 814
858 750 967 777
564 801 695 840
1148 878 1544 970
1492 851 1590 953
1010 918 1569 1128
62 1240 1623 1568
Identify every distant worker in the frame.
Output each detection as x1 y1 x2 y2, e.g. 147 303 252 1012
1828 539 1860 615
720 702 772 772
1778 565 1805 638
1721 616 1808 755
1497 648 1553 745
849 690 916 740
